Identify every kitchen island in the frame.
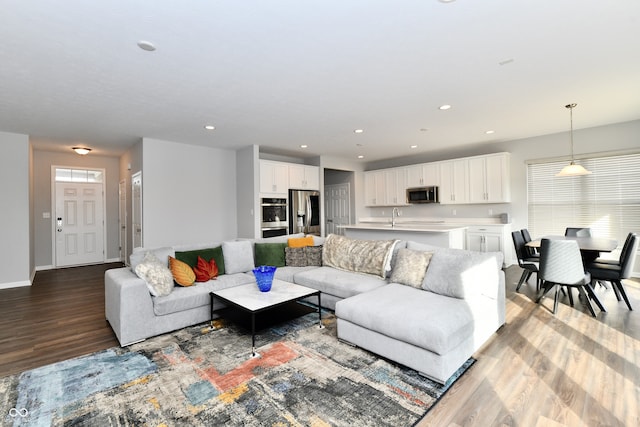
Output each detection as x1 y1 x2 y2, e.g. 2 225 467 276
339 223 467 249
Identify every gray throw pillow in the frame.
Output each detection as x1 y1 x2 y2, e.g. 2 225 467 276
389 248 433 288
134 252 174 297
222 240 255 274
304 245 323 266
285 247 307 267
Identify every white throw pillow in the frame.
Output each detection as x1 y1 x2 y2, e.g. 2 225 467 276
134 252 174 297
222 240 255 274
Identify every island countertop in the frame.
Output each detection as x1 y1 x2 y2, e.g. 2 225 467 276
337 223 468 233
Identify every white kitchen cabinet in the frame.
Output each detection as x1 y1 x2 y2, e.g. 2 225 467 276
289 164 320 190
439 159 469 204
384 168 407 206
259 160 289 196
468 153 511 203
364 170 386 206
466 224 513 266
406 163 440 188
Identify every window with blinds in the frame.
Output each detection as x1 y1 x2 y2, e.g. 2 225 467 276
527 153 640 251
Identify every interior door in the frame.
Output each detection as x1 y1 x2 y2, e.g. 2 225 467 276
119 179 127 264
55 182 104 267
325 183 350 236
132 172 143 249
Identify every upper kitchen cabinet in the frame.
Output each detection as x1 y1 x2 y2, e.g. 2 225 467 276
259 160 289 196
468 153 511 203
289 164 320 190
439 159 469 204
406 163 440 188
364 170 386 206
384 168 407 206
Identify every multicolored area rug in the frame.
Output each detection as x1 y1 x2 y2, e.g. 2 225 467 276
0 311 473 427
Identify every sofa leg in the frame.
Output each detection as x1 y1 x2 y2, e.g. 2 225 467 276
338 338 357 347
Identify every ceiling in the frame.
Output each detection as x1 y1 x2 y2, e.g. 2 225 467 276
1 0 639 162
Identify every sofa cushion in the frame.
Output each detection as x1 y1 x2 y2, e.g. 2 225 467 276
152 273 254 316
389 248 433 288
134 252 174 297
169 256 196 287
407 241 503 299
175 246 226 275
254 242 286 267
293 266 387 299
222 240 255 274
274 266 320 283
323 234 398 278
335 283 474 355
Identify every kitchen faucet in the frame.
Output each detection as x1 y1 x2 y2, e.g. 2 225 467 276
391 207 400 227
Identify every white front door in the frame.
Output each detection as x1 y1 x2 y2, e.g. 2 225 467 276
55 182 104 267
324 183 351 236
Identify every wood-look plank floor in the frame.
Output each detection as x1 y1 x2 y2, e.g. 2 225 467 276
1 263 638 425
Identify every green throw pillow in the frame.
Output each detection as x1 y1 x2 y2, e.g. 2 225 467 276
254 242 286 267
175 246 225 275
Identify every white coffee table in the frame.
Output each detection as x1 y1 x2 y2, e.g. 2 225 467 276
210 279 322 356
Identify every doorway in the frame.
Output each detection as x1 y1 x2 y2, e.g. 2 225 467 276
119 179 127 264
324 183 351 236
132 171 143 249
52 167 106 267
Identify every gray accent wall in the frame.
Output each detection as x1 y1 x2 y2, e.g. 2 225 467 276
140 138 238 248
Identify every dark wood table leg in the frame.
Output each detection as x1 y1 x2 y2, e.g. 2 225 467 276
251 312 256 357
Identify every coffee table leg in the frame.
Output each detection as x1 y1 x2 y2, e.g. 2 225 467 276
251 312 257 357
317 292 324 329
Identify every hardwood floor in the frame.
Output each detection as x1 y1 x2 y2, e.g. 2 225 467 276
1 263 638 425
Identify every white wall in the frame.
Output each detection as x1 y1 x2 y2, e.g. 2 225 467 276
141 138 238 248
0 131 31 288
236 145 260 238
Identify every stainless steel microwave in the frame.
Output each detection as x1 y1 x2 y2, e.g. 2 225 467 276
406 186 439 204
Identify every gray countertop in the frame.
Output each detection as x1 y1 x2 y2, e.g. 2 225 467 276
337 223 468 233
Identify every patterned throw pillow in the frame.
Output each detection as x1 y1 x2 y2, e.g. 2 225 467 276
389 248 433 288
134 252 174 297
304 245 323 266
169 256 196 287
193 256 219 282
285 247 307 267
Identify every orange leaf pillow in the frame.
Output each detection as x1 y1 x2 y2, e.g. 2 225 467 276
288 236 314 248
169 256 196 287
193 256 219 282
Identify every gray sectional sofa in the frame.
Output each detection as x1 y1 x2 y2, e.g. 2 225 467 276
105 233 505 384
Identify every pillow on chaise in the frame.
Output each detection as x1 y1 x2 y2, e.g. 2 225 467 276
134 252 174 297
255 242 286 267
389 248 433 288
285 247 307 267
304 245 323 266
288 236 314 248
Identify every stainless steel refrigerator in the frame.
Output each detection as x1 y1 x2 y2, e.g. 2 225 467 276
288 189 321 236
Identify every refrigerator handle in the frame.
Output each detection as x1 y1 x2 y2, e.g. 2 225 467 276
305 195 312 233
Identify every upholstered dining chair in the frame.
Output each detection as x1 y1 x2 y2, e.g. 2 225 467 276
521 228 539 259
565 227 592 237
587 233 638 311
536 238 603 317
511 230 540 292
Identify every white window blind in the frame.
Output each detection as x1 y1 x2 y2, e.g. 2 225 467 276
527 153 640 251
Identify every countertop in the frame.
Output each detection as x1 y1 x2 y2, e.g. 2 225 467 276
337 223 468 233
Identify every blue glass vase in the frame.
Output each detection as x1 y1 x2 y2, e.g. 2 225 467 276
252 265 277 292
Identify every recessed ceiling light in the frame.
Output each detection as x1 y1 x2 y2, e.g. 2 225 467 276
410 145 418 149
137 40 156 51
439 104 452 110
300 144 308 149
354 129 364 134
485 130 495 134
357 155 364 159
419 128 429 132
204 125 216 130
498 58 514 66
438 0 456 3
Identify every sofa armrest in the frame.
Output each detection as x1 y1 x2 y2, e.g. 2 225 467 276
105 267 157 346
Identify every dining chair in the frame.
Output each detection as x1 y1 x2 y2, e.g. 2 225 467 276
521 228 539 259
511 230 540 292
564 227 592 237
587 233 638 310
536 238 602 317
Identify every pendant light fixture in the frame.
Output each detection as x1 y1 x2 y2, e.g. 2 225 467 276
556 103 591 177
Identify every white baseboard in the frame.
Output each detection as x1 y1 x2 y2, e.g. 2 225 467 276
106 257 123 263
35 265 54 271
0 280 32 290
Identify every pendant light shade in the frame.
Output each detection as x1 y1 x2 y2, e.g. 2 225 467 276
556 103 591 177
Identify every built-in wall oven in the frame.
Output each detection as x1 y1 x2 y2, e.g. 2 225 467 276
261 197 288 238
